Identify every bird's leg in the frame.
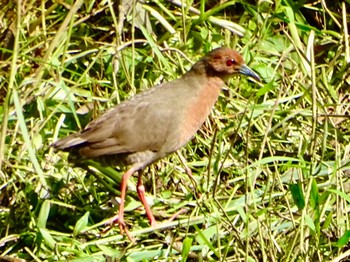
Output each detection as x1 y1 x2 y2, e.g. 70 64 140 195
137 170 157 226
103 165 136 242
118 166 137 233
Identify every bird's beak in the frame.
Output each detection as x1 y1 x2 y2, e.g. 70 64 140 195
239 64 261 82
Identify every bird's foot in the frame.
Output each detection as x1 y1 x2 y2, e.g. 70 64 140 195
119 220 135 243
102 214 136 243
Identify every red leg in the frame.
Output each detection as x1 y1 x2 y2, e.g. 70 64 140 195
137 171 157 226
118 166 136 233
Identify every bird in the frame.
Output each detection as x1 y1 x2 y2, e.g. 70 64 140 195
52 47 260 239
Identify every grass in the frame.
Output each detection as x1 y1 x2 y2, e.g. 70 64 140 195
1 0 350 261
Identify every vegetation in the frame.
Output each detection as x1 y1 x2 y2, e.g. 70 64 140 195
1 0 350 261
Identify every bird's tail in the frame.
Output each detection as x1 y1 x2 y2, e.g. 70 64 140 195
51 133 86 150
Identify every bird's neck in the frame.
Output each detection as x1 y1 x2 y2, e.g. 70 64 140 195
177 71 224 146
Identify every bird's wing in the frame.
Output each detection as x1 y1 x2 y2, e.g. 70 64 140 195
53 80 186 157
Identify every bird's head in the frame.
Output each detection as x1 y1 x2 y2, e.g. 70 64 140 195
201 47 261 82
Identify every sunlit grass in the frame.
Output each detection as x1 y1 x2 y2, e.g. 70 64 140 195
1 0 350 261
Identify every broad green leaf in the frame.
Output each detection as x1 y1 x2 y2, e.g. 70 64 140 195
37 200 50 229
336 230 350 248
39 228 56 250
181 236 193 262
304 213 315 232
289 183 305 209
310 178 319 210
73 211 90 236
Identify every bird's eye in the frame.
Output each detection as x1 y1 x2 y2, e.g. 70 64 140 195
226 59 236 66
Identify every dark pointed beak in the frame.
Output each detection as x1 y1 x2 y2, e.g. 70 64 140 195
240 64 261 82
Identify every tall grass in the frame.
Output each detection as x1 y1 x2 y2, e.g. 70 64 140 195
1 0 349 261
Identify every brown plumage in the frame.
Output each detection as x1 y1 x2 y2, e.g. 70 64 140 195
52 47 260 238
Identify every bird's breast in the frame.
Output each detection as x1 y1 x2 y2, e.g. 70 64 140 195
178 77 224 147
